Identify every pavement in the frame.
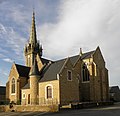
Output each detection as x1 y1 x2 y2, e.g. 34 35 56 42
0 102 120 116
0 111 48 116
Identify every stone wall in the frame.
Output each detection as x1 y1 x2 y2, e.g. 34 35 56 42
21 89 30 105
39 80 60 105
60 58 79 105
81 47 109 102
0 105 59 112
7 64 19 103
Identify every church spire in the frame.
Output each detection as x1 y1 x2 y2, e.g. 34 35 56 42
29 11 37 45
24 11 43 67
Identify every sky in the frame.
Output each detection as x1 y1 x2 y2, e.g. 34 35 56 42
0 0 120 87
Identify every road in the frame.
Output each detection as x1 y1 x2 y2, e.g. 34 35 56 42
0 111 48 116
0 103 120 116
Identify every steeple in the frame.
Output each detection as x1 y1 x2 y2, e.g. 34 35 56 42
24 11 43 67
29 11 37 45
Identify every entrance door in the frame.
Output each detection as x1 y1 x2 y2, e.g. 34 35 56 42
28 94 30 104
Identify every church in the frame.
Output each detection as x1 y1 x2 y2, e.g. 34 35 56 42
6 12 109 106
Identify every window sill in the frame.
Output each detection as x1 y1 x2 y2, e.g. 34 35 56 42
11 93 16 95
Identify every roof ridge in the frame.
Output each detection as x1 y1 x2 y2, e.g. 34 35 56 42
83 50 95 54
54 55 79 62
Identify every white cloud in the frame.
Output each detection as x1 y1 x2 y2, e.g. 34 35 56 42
0 68 9 86
38 0 120 86
3 58 13 63
0 23 6 34
9 6 30 28
0 23 26 61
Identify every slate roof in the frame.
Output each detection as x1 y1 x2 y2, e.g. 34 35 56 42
20 58 52 88
20 50 95 85
22 82 30 89
40 50 95 82
70 55 79 65
0 86 6 95
40 59 66 82
81 51 95 59
68 50 95 65
15 64 30 77
29 58 39 76
41 57 52 64
109 86 120 93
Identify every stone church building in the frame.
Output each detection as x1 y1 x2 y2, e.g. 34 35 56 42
6 12 109 106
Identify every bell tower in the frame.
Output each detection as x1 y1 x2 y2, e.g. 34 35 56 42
24 11 42 67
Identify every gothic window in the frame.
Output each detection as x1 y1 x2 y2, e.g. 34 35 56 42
11 78 15 94
67 70 72 81
82 63 90 82
46 86 52 99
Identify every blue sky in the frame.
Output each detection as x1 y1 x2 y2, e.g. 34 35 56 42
0 0 120 87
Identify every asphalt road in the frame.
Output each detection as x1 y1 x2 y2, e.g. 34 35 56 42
1 103 120 116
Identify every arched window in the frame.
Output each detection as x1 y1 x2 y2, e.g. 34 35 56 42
82 63 90 82
46 86 52 99
11 78 15 93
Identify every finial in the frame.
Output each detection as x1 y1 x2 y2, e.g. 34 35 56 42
80 48 83 56
32 8 35 17
32 9 35 22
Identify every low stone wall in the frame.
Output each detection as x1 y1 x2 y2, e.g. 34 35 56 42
0 105 10 112
0 105 59 112
0 102 113 112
